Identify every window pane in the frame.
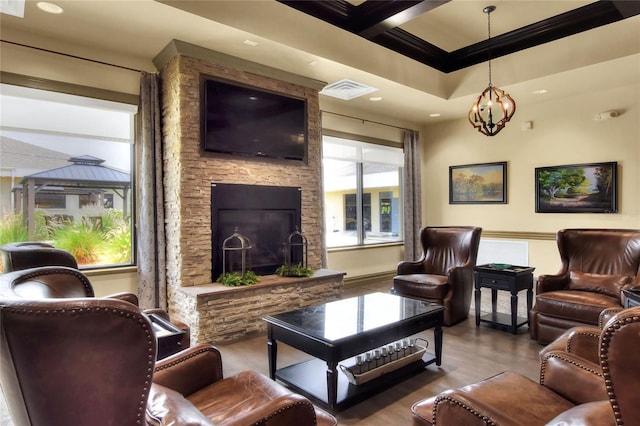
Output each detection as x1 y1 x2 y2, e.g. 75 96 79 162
363 164 402 244
323 158 357 247
0 84 135 269
323 135 404 248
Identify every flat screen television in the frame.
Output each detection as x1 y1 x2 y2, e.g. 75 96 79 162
201 76 307 161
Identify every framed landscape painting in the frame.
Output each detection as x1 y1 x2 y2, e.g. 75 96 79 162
449 162 507 204
535 161 617 213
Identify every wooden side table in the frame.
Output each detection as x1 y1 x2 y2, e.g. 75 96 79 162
474 264 535 334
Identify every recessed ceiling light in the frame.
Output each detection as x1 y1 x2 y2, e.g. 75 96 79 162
243 39 259 47
369 96 382 102
37 2 63 14
532 89 548 95
429 113 441 117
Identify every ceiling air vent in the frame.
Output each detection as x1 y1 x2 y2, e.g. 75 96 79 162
320 79 378 100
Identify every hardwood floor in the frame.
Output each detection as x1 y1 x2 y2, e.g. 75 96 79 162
0 280 544 425
216 280 545 425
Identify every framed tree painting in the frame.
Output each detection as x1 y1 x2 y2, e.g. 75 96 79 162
449 162 507 204
535 161 617 213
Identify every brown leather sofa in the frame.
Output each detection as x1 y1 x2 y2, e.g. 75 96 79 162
530 228 640 344
411 306 640 425
393 226 482 326
0 296 337 426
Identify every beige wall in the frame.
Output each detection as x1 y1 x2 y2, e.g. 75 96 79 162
421 83 640 275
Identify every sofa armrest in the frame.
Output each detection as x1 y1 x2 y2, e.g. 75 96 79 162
153 344 223 397
540 351 608 404
536 274 569 293
146 384 214 426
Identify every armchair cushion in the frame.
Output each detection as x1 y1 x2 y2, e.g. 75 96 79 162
546 401 616 426
567 271 632 298
393 274 448 299
533 290 620 325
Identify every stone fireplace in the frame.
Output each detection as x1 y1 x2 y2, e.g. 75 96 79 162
154 40 343 344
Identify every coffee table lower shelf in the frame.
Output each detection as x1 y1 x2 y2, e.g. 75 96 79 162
275 352 437 411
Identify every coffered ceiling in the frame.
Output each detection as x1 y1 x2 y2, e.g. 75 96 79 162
1 0 639 126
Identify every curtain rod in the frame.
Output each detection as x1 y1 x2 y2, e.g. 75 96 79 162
1 39 145 74
321 110 415 132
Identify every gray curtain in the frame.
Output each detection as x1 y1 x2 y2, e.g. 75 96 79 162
136 72 166 309
403 129 422 261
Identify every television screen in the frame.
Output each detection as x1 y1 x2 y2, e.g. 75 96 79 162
201 76 307 161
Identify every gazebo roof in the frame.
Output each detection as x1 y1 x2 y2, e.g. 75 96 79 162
21 155 130 189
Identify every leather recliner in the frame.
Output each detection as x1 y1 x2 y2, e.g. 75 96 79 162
411 306 640 425
0 296 337 426
530 228 640 344
393 226 482 326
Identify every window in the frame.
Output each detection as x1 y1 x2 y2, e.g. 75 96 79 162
0 83 137 269
323 135 404 248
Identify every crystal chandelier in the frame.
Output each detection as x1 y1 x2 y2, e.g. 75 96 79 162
468 5 516 136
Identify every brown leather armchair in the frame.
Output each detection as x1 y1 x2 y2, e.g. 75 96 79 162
393 226 482 326
149 344 337 426
0 266 190 351
0 297 158 426
0 296 337 426
411 306 640 425
0 241 78 272
530 228 640 344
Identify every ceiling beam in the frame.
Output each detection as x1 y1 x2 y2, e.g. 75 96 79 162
278 0 640 73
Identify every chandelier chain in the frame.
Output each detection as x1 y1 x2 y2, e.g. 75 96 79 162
487 8 492 86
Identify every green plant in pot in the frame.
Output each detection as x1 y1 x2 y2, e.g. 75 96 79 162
217 271 259 287
276 263 314 278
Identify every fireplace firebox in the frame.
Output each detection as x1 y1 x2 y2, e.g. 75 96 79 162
211 183 302 281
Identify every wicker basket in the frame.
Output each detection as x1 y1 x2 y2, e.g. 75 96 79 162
339 339 428 385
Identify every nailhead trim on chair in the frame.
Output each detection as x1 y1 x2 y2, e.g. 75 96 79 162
539 352 603 385
252 400 317 426
432 394 497 426
4 303 155 424
10 267 94 296
599 313 640 426
566 330 600 353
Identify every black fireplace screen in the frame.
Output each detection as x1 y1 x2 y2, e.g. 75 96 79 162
211 183 301 281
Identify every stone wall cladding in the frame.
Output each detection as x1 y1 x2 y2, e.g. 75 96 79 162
159 52 334 343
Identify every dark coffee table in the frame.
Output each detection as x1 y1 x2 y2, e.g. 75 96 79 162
263 292 444 412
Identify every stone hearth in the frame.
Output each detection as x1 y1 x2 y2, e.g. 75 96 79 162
175 269 344 343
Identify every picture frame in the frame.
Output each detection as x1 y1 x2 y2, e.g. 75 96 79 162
449 162 507 204
535 161 617 213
